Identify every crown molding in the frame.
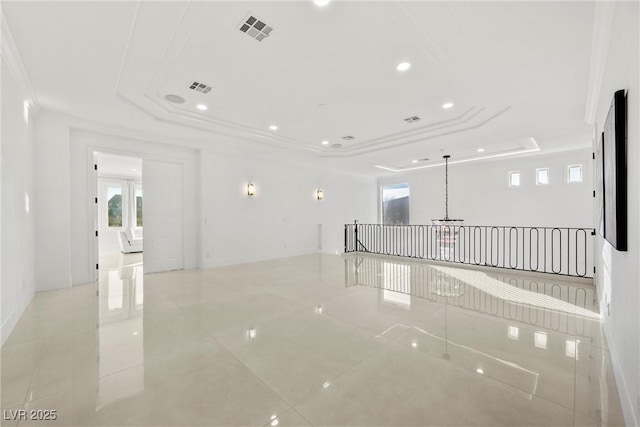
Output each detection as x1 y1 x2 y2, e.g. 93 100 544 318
584 1 616 125
0 11 41 116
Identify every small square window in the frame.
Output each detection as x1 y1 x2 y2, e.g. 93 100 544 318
568 165 583 183
536 168 549 185
534 331 548 349
509 171 521 187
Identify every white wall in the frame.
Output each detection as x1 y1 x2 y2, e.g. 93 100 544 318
32 113 201 287
200 149 376 267
593 2 639 425
34 114 71 290
378 148 594 228
34 112 376 285
1 58 36 344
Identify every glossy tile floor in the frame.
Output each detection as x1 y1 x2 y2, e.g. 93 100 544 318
1 252 625 426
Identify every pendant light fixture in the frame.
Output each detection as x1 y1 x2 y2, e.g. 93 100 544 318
432 155 463 224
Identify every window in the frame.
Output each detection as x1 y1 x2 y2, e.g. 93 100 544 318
568 164 583 183
534 331 548 349
508 171 521 187
107 185 123 227
536 168 550 185
382 183 410 225
100 179 142 231
135 186 143 227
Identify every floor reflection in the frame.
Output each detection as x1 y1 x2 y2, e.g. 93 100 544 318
1 253 625 426
97 251 144 408
344 254 600 337
343 254 622 423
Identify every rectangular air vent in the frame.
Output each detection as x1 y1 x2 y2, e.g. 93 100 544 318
189 81 212 94
342 135 355 140
239 15 273 42
404 116 421 123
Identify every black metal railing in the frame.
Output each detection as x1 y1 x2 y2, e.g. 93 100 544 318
344 223 595 278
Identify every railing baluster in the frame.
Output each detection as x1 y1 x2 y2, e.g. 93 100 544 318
343 223 593 278
551 228 561 274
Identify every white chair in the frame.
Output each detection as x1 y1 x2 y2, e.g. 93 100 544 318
118 227 143 253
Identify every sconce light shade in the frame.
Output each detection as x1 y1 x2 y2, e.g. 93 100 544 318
316 189 324 200
247 183 255 196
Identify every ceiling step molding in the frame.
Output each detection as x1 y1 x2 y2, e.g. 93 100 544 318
321 106 512 158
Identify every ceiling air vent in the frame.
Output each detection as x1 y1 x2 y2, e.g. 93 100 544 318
189 81 212 94
239 15 273 42
341 135 355 140
404 116 421 123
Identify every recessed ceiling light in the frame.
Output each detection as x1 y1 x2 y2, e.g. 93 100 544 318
321 140 329 145
412 160 418 164
313 0 330 6
131 168 137 172
196 104 207 111
442 102 454 109
476 368 484 374
269 125 278 131
396 62 411 71
477 148 485 152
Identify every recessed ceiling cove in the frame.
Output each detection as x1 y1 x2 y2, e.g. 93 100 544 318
375 138 541 173
105 1 594 158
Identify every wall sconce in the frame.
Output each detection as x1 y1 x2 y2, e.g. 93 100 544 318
247 327 256 340
316 189 324 200
247 183 255 196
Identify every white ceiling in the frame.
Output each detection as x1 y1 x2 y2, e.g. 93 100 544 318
2 1 598 175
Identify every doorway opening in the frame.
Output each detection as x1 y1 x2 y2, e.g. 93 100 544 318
94 152 144 285
93 152 145 374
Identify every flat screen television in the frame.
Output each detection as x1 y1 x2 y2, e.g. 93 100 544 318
599 89 627 251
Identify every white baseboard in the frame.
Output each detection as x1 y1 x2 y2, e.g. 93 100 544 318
1 286 36 347
602 319 639 427
0 307 18 346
